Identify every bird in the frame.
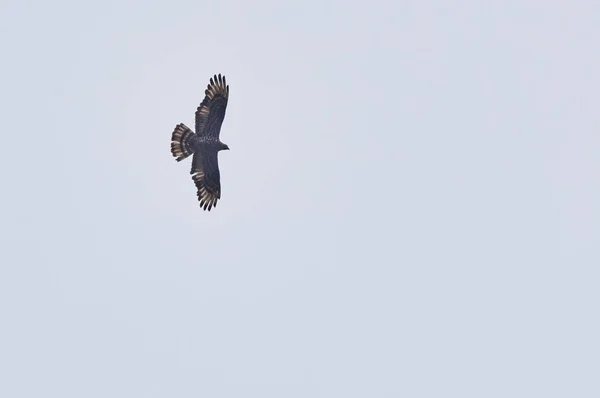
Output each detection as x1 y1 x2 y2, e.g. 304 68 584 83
170 73 230 211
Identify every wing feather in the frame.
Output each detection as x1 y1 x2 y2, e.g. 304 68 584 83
190 149 221 211
195 74 229 138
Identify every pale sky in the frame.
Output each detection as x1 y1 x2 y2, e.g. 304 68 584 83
1 1 598 397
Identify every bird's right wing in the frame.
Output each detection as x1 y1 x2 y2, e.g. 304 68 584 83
195 74 229 138
190 149 221 211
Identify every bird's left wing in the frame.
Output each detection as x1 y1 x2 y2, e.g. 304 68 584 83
195 74 229 138
190 149 221 211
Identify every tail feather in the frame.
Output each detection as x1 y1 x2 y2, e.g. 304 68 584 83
171 123 196 161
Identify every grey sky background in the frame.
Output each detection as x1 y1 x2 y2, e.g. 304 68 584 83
1 0 598 397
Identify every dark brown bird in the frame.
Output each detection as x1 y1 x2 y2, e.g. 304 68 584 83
170 74 230 211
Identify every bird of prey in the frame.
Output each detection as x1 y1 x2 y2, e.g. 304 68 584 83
170 74 230 211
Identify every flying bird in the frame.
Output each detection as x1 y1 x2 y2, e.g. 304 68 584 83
170 74 230 211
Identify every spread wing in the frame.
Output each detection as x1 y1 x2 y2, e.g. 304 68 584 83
190 149 221 211
195 74 229 138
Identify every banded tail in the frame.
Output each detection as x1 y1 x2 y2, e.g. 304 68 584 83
171 123 196 161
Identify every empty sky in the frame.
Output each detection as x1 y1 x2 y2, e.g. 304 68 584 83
1 0 598 397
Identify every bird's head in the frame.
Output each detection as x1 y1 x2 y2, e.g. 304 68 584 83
219 142 230 151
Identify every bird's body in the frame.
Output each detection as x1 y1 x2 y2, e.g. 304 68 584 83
170 74 230 211
193 135 229 149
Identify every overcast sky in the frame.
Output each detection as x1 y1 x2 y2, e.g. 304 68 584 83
1 1 598 397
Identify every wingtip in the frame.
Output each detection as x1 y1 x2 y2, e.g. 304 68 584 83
208 73 227 86
204 73 229 98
